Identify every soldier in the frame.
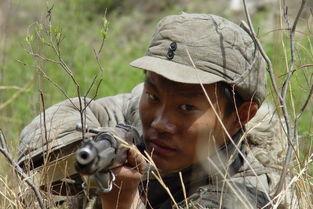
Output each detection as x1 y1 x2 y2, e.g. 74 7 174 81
18 13 293 209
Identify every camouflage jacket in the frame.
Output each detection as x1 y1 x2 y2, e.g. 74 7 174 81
19 84 294 209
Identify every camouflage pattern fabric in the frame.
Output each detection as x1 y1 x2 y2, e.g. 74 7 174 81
19 84 295 209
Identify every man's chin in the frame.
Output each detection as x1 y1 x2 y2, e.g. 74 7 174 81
150 154 175 174
150 154 190 175
146 145 192 174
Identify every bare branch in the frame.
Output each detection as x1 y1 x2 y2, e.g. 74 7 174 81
277 0 307 196
98 36 106 55
25 51 59 64
185 47 274 206
35 65 79 111
281 0 307 101
0 80 32 111
239 7 285 107
241 0 307 201
39 91 51 167
300 64 313 69
179 172 189 209
85 74 98 98
44 10 80 89
295 81 313 121
93 48 105 73
0 129 8 152
44 12 87 141
98 9 109 54
0 86 27 90
83 79 103 112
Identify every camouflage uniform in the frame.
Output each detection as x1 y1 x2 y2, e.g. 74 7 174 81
18 13 296 208
18 84 293 208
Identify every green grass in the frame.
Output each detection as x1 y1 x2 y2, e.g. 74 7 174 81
1 1 146 145
0 0 312 207
1 0 312 172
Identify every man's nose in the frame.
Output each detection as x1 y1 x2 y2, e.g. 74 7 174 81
151 111 177 134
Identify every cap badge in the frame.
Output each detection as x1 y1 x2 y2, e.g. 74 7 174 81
166 41 177 60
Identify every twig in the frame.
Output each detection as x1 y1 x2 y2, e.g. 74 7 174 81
47 16 85 139
98 9 109 54
85 75 98 98
263 151 313 208
281 0 306 101
25 51 59 64
78 96 86 141
262 27 310 37
241 0 307 199
151 171 179 209
185 46 274 206
0 176 17 207
93 48 105 73
179 172 189 209
240 1 293 155
0 86 27 90
209 159 256 209
0 130 8 153
34 65 79 111
39 91 48 144
293 82 313 157
278 0 307 196
45 10 81 89
85 196 97 209
0 80 32 111
0 130 45 209
39 91 52 170
296 83 313 121
299 64 313 69
83 78 103 112
25 23 80 111
277 63 313 78
98 36 106 55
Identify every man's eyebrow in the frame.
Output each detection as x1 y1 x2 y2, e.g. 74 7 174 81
175 91 205 98
144 77 156 89
144 76 208 98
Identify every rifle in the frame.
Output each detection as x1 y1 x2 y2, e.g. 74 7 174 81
75 123 141 193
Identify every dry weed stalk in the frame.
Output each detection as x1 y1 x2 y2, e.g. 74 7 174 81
186 47 274 208
1 1 311 209
10 5 109 208
25 5 107 142
242 0 312 207
0 81 33 111
0 130 45 209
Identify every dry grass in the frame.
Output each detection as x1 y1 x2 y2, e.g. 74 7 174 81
0 0 312 208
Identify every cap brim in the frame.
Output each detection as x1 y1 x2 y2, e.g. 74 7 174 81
130 56 225 84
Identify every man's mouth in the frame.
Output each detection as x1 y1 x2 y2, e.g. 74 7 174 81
147 140 177 157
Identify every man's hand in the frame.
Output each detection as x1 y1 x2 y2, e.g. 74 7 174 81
100 145 146 209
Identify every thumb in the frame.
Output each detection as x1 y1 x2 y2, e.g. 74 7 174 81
126 145 147 175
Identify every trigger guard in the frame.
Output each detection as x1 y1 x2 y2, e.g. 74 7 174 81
94 170 116 193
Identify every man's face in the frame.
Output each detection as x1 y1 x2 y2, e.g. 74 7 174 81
139 72 236 174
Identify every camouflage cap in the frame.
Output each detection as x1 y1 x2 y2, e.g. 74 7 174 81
130 13 267 105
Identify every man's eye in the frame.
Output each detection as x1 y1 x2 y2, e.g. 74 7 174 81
180 104 196 112
146 92 158 101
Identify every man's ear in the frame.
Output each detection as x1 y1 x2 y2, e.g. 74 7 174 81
236 101 259 125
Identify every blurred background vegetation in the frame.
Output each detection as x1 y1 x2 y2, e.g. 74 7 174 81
0 0 280 153
0 0 312 207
